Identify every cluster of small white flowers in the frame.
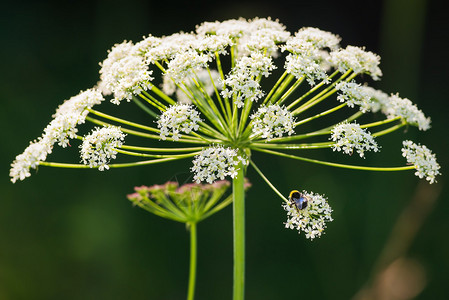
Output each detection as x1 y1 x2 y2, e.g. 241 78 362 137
284 27 341 52
196 18 249 38
43 113 83 148
196 17 290 58
133 35 162 58
80 126 126 171
165 50 211 84
10 89 105 182
221 52 276 107
382 94 431 131
99 41 153 104
335 81 375 112
191 146 247 183
401 140 440 184
250 104 295 140
283 191 333 240
238 18 290 57
157 104 202 141
9 138 52 183
192 35 232 54
330 46 382 80
282 28 340 86
330 122 379 158
53 88 104 118
358 86 390 113
284 54 329 86
144 33 197 63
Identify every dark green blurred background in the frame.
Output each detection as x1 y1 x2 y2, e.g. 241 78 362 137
1 0 448 299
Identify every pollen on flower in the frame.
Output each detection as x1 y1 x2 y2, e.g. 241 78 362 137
80 126 126 171
191 146 247 183
157 104 202 141
330 122 379 158
401 140 440 184
282 190 333 240
250 104 295 140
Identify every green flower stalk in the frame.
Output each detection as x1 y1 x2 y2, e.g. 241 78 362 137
10 18 440 300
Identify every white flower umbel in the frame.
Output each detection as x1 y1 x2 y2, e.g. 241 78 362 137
157 104 202 141
383 94 431 131
331 122 379 158
250 104 295 140
282 27 341 85
335 81 374 113
359 86 391 113
401 140 440 184
80 126 126 171
240 18 290 57
99 41 153 104
53 88 104 118
10 137 53 183
330 45 382 80
191 146 247 183
165 50 211 84
221 52 276 107
282 190 333 240
43 113 84 148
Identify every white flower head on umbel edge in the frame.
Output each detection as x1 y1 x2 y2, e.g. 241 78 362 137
401 140 440 184
283 190 333 240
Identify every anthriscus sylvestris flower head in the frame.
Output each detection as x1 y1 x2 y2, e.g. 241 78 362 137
401 140 441 184
11 17 440 243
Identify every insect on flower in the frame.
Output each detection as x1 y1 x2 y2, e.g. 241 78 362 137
289 190 309 211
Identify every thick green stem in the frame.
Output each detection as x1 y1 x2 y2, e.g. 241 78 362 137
187 222 197 300
233 162 245 300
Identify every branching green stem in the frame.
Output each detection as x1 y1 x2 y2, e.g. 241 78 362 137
253 148 415 172
38 154 195 169
249 160 288 203
88 109 159 133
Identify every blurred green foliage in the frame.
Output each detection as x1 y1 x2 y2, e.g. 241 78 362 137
1 1 448 299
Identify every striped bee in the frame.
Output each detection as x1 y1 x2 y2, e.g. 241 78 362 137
289 190 309 211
